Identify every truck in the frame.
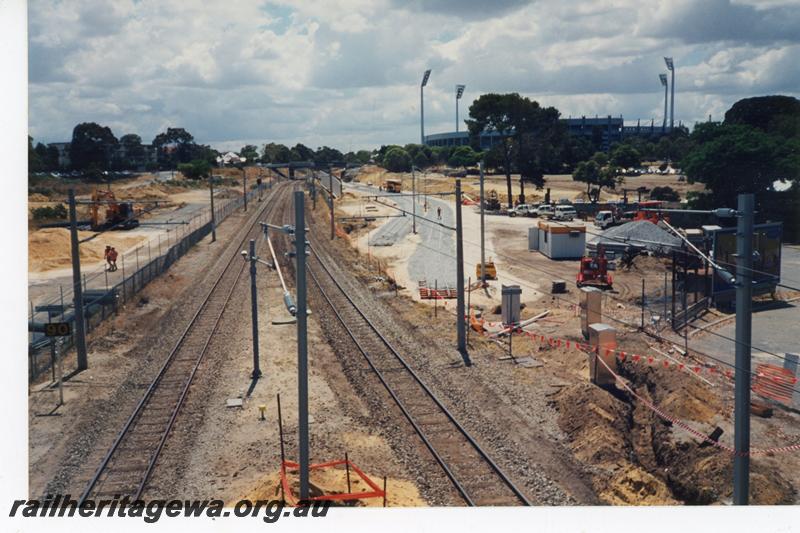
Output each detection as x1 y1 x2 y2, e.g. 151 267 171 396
595 210 618 229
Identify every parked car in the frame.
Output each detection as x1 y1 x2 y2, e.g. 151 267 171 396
509 203 537 217
553 205 577 221
535 204 555 218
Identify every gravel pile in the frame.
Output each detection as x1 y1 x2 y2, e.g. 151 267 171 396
589 220 681 254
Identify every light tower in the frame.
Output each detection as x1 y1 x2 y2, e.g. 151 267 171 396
664 57 675 130
420 69 431 145
455 84 466 133
659 73 668 132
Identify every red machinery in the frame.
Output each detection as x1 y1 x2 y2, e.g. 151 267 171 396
631 201 670 224
576 245 613 290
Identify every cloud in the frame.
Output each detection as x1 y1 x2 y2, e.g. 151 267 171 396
27 0 800 150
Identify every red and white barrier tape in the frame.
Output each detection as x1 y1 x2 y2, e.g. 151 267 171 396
594 351 800 456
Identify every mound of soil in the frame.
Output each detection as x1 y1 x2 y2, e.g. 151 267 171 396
28 228 146 272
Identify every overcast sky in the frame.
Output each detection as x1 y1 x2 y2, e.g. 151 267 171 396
27 0 800 152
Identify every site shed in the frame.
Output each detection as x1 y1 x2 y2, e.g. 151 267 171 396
534 221 586 259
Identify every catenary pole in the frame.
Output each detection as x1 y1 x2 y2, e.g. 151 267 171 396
294 191 310 501
249 239 261 379
68 189 88 371
733 193 754 505
455 180 468 363
479 161 486 282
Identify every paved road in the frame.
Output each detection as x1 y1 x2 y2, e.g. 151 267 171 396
690 245 800 366
347 182 457 287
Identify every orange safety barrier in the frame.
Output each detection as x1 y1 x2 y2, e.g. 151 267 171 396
753 364 796 405
279 459 386 506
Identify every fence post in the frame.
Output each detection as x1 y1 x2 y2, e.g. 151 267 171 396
121 254 127 302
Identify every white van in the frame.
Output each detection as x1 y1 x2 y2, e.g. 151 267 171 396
535 204 555 218
553 205 577 221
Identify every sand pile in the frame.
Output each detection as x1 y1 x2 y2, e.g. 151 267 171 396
28 228 146 272
243 467 425 507
29 193 50 202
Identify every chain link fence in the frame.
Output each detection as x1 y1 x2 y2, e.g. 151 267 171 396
28 187 261 382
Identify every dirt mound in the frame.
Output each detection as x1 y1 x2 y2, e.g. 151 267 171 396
28 228 146 272
552 381 679 504
242 467 425 507
29 193 50 202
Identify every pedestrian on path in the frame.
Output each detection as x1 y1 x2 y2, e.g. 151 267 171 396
108 247 118 272
437 206 442 221
104 246 112 271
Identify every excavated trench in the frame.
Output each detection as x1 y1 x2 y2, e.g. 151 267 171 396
552 358 796 505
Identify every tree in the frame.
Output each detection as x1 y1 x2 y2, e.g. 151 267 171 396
239 145 260 162
382 147 411 172
177 159 212 180
571 152 619 203
650 186 679 201
29 137 44 172
69 122 118 170
466 93 518 207
467 93 566 205
682 123 798 208
724 95 800 138
609 144 641 170
448 146 479 168
152 127 196 169
119 134 145 169
262 143 291 163
292 143 315 162
314 146 344 166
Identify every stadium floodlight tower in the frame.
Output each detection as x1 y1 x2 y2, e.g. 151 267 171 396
659 73 668 132
420 69 431 145
455 84 466 133
664 57 675 129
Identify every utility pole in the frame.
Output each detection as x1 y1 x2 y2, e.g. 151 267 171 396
455 180 469 364
412 166 417 234
328 167 335 240
68 190 88 371
734 193 754 505
293 191 310 501
479 161 486 282
209 174 216 243
243 168 248 212
248 239 261 379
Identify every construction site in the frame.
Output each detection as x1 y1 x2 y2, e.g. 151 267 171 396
25 162 800 510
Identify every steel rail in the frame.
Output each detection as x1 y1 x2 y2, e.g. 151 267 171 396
306 242 533 506
79 184 290 503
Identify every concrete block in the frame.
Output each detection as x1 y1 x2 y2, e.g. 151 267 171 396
588 323 617 386
580 287 603 339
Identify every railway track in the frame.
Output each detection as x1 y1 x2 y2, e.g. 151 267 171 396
305 240 532 506
79 182 294 502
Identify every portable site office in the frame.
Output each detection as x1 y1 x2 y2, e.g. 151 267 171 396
528 220 586 259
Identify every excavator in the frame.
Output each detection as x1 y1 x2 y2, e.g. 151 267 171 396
576 245 613 290
89 189 139 231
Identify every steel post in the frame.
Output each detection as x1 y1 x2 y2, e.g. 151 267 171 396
249 239 261 379
294 191 310 501
479 162 486 282
412 167 417 234
243 168 248 212
209 175 216 243
68 190 88 371
733 193 754 505
670 67 675 130
455 180 468 362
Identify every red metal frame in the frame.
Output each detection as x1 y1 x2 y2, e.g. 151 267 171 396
279 459 385 505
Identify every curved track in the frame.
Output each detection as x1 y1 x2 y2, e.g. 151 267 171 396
79 182 294 502
305 238 532 506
